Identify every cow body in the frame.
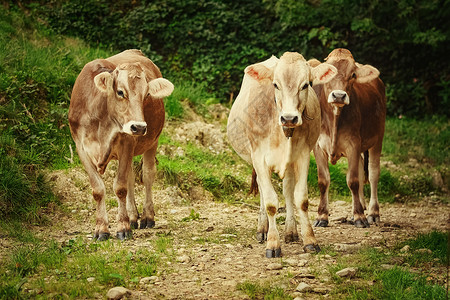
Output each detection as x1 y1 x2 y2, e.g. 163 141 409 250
311 48 386 228
69 49 174 240
227 52 337 257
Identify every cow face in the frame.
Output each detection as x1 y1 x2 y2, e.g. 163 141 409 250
323 49 380 114
245 52 337 130
94 63 173 136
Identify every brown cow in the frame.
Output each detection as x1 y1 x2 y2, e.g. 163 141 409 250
69 49 174 240
227 52 337 257
310 48 386 228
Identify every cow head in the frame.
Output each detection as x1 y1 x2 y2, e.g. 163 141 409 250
323 48 380 114
245 52 337 136
94 63 174 136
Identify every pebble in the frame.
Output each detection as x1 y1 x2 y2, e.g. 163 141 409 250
86 277 95 282
400 245 410 253
335 243 362 252
416 248 432 254
266 263 283 270
381 264 395 270
298 253 312 260
176 255 191 263
296 282 312 292
106 287 131 300
284 258 298 266
298 259 308 267
409 213 417 218
140 276 158 285
336 267 357 278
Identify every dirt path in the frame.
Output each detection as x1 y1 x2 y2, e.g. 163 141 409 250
39 165 449 299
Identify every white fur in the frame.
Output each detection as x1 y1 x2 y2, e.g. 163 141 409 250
148 78 174 98
94 72 113 93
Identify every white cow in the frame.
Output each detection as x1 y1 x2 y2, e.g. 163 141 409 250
227 52 337 257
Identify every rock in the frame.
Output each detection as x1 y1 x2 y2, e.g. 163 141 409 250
336 267 357 278
416 248 432 254
335 243 362 252
284 258 298 266
431 170 444 190
298 259 308 267
267 263 283 270
381 264 395 270
400 245 410 253
298 253 312 260
106 287 131 300
312 287 329 294
176 255 191 263
139 276 158 285
86 277 95 282
409 213 417 218
296 282 312 292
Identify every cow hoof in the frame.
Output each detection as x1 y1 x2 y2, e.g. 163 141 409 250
140 219 155 229
355 219 370 228
266 248 282 258
130 221 138 229
367 215 380 225
116 231 132 240
285 233 299 243
304 244 321 253
313 219 329 227
256 232 267 243
94 232 110 241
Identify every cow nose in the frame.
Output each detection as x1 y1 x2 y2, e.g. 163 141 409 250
280 115 299 126
130 124 147 135
332 91 346 102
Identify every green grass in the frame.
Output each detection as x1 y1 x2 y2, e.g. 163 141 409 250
237 281 292 300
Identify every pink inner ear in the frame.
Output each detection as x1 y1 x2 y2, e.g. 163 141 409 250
247 67 261 81
320 69 335 81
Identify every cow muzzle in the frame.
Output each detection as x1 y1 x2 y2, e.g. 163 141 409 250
123 121 147 136
328 90 349 107
280 114 300 127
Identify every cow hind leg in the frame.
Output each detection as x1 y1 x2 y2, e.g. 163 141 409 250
367 147 382 224
347 152 370 228
313 146 330 227
140 147 157 229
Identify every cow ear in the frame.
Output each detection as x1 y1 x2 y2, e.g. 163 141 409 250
245 64 274 82
149 78 174 98
355 64 380 83
94 72 113 93
311 63 337 85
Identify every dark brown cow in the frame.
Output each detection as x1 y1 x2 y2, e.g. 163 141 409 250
69 49 174 240
310 48 386 228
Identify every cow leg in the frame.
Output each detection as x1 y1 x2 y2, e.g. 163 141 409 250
257 190 269 243
114 152 134 240
358 155 367 210
140 146 157 229
294 154 320 253
367 146 382 224
283 165 299 243
253 162 281 258
313 145 330 227
347 150 369 228
77 147 110 240
126 167 139 229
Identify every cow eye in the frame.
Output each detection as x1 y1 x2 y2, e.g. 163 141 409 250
273 83 279 90
302 83 309 90
352 73 356 79
117 90 124 98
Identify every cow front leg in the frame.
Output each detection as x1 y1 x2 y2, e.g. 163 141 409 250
126 167 139 229
283 166 299 243
140 147 157 229
294 156 320 253
257 192 269 243
347 151 369 228
313 146 330 227
254 163 281 258
367 146 382 224
114 154 134 240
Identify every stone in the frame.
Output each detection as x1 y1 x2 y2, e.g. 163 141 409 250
284 258 298 266
296 282 312 292
335 243 362 252
139 276 158 285
267 263 283 270
416 248 432 254
176 255 191 263
400 245 410 253
86 277 95 282
336 267 357 278
106 287 131 300
298 259 308 267
381 264 395 270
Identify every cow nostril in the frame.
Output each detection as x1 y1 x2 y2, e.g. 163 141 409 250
130 124 138 133
292 116 298 125
130 124 147 135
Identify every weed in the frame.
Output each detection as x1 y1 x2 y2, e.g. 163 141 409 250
400 231 448 265
181 209 200 222
237 281 292 300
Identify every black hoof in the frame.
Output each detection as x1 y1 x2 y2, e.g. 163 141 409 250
285 233 299 243
116 230 132 240
130 221 138 229
367 215 380 225
304 244 321 253
313 219 329 227
94 232 110 241
140 219 155 229
256 232 267 243
355 219 370 228
266 248 282 258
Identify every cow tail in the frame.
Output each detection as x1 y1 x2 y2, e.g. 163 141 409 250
248 168 259 196
364 150 369 184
